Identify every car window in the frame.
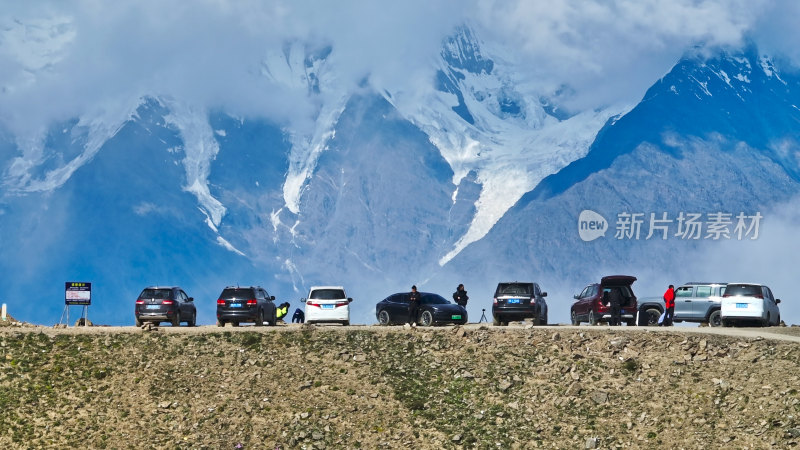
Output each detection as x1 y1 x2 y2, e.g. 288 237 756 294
310 289 346 300
221 288 256 299
726 284 762 297
590 285 599 297
695 286 712 298
391 294 409 304
497 283 533 296
139 288 172 299
676 286 693 298
717 286 726 296
180 291 188 301
421 294 450 305
578 287 590 299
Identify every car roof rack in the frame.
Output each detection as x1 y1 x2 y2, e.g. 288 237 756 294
683 282 728 285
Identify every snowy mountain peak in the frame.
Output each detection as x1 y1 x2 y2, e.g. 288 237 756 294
441 26 494 76
655 45 794 106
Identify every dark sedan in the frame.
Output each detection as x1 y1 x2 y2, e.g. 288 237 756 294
376 292 467 326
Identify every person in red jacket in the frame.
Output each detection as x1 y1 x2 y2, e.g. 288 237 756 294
662 284 676 326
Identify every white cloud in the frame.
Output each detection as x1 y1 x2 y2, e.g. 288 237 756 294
471 0 775 109
0 0 794 141
133 202 157 216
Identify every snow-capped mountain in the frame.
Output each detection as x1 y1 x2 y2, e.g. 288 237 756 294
439 45 800 321
388 26 627 265
1 25 799 326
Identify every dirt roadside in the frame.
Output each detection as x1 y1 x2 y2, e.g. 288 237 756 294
8 321 800 342
1 323 799 448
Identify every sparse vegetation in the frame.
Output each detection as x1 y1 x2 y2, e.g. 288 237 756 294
0 326 798 448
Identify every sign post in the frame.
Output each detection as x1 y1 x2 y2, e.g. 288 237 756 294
60 282 92 326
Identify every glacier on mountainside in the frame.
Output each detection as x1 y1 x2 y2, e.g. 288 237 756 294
259 41 349 217
381 26 631 265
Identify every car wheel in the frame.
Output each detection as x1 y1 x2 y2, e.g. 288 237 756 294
589 311 598 326
172 311 181 327
420 310 434 327
378 310 390 326
542 312 548 326
626 319 636 326
216 319 225 327
342 320 350 326
776 314 781 326
135 316 142 327
707 310 721 327
232 322 240 327
493 315 501 326
533 311 541 326
570 310 579 326
188 311 196 327
644 308 661 326
255 309 265 327
763 313 770 327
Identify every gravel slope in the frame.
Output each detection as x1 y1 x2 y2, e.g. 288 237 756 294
1 324 799 448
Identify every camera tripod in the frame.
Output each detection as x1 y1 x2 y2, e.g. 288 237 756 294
479 308 488 323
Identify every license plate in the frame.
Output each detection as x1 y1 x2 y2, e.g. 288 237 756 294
230 303 242 308
508 299 520 304
146 305 160 310
736 303 747 308
322 304 335 309
451 315 462 320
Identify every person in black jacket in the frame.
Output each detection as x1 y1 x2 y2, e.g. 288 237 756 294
453 284 469 308
605 288 623 326
291 307 305 324
408 285 421 326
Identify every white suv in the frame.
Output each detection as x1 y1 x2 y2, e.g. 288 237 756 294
721 283 781 327
304 286 352 326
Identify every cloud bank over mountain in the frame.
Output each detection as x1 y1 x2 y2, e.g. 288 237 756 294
2 0 795 139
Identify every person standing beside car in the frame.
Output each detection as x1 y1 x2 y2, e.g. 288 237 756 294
662 284 676 326
408 285 421 326
453 284 469 308
607 287 623 326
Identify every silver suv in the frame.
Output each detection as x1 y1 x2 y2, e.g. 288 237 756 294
637 282 727 327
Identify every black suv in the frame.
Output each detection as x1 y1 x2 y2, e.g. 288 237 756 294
216 286 277 327
492 282 548 326
135 286 196 327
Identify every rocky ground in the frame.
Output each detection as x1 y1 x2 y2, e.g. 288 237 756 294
1 324 799 449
